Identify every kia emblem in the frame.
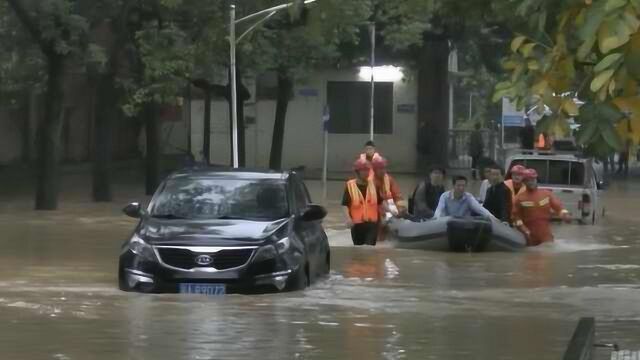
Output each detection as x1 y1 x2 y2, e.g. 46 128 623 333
195 254 213 266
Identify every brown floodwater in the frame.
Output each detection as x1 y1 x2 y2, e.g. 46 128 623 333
0 175 639 359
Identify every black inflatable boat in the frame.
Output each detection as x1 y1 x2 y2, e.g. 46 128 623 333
388 216 526 252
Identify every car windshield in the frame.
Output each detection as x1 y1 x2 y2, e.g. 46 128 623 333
149 177 289 221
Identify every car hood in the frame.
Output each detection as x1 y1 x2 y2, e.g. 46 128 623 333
138 217 290 246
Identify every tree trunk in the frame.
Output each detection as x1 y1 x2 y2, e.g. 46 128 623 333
144 103 161 195
417 37 450 169
92 72 116 202
269 72 293 170
35 55 64 210
203 89 211 164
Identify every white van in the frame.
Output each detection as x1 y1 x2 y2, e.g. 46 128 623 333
505 150 605 224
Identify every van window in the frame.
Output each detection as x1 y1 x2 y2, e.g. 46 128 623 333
569 162 585 186
523 159 548 183
509 159 585 185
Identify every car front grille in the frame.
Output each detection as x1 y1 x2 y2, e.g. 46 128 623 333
156 248 254 270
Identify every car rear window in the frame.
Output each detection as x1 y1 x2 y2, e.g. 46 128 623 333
509 159 585 186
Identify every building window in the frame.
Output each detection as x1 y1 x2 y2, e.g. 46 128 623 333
326 81 393 134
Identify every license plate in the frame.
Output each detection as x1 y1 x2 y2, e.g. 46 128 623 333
179 283 226 296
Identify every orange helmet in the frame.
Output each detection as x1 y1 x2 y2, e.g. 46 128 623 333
510 164 526 175
371 157 388 170
522 168 538 180
353 158 370 171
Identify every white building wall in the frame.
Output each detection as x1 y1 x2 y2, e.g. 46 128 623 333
190 68 418 173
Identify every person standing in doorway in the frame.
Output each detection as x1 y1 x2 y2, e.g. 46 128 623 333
342 159 382 246
469 123 484 180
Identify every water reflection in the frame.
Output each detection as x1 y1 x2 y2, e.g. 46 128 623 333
0 180 640 359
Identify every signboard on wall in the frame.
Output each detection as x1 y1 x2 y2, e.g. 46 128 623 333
396 104 416 114
501 98 524 127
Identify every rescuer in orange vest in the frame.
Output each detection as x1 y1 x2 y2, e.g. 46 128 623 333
342 158 382 246
504 164 527 208
513 168 571 246
371 157 407 242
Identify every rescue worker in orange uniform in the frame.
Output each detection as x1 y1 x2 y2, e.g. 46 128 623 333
513 169 571 246
342 158 382 246
371 157 406 242
504 164 527 208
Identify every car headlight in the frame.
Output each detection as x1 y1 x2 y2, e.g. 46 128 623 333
123 234 156 261
253 245 277 262
274 237 290 254
253 236 290 263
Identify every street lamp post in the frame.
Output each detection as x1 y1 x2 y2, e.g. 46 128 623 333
369 22 375 141
229 0 316 168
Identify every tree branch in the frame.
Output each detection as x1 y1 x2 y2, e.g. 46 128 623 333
5 0 51 53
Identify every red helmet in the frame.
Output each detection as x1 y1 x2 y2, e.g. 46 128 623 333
353 158 370 171
371 157 388 170
522 168 538 180
510 164 526 175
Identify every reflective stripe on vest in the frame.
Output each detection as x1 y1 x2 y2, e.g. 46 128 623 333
383 174 392 199
347 179 378 223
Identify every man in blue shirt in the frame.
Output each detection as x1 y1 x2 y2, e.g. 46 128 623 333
434 175 495 219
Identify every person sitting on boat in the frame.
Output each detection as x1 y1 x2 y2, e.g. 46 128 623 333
505 164 527 208
433 175 496 219
410 166 446 219
477 166 493 204
342 158 382 246
512 169 571 246
483 165 512 223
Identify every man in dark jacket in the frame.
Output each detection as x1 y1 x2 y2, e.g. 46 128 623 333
410 166 446 219
520 118 535 150
483 165 512 222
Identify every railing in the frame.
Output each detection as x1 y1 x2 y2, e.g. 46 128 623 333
447 129 498 169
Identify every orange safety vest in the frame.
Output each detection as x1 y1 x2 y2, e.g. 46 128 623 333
346 179 379 224
360 152 382 163
504 179 526 205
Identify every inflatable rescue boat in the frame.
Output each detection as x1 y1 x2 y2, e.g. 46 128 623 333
388 216 526 252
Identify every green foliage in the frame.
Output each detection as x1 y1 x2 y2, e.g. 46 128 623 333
495 0 640 150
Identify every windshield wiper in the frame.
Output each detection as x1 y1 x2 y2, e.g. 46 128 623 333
214 215 247 220
151 214 188 220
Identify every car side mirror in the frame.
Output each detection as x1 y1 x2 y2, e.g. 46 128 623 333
301 204 327 222
123 202 143 218
596 180 606 190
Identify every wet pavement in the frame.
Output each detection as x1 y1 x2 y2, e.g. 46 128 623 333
1 170 640 359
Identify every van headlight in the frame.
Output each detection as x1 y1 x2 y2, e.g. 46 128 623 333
123 234 156 261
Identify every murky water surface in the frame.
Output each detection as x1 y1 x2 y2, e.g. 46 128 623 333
1 177 639 359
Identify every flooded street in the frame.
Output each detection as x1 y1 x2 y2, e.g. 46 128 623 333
1 175 640 359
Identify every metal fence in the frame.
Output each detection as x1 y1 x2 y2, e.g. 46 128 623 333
447 129 498 169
